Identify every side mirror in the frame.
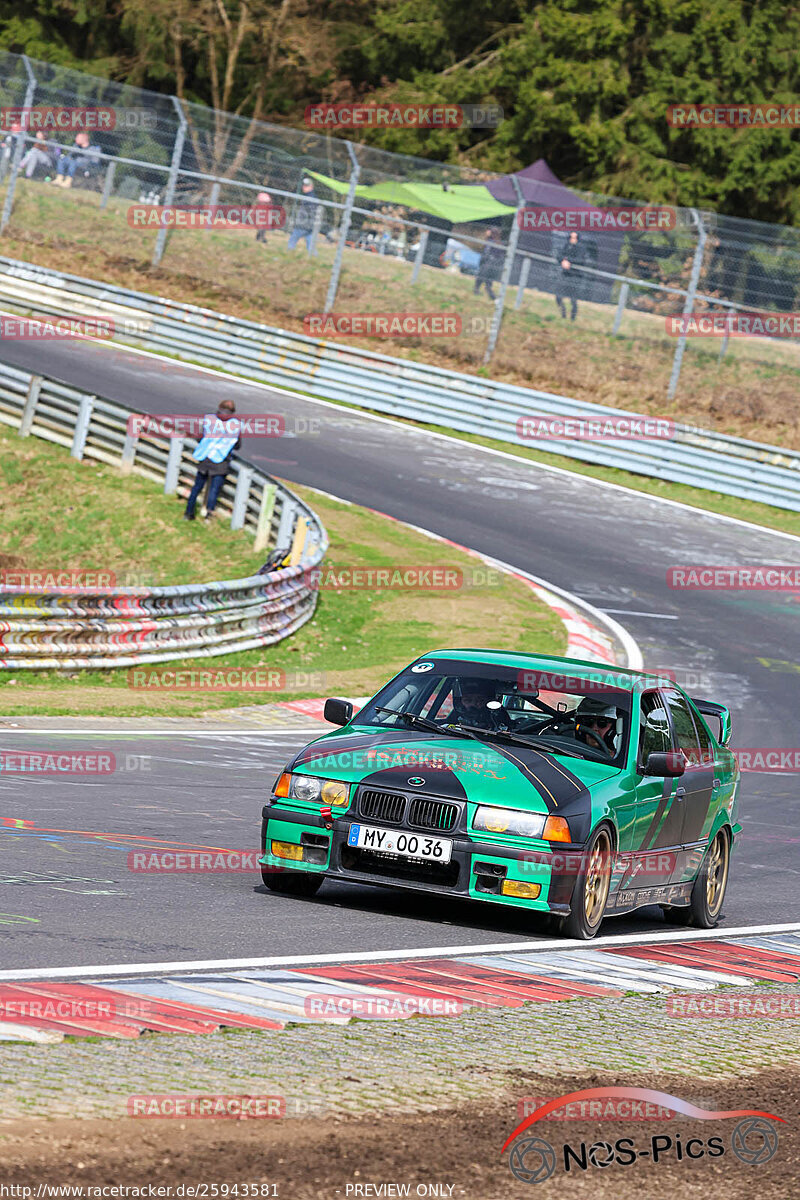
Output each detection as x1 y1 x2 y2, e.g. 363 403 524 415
324 697 353 726
644 751 685 778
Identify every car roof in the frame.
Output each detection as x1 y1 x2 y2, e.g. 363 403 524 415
415 648 682 693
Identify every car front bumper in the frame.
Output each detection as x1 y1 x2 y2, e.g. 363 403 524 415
260 803 574 914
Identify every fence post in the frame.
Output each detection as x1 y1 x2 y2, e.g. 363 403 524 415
514 256 531 309
612 281 630 335
0 55 37 235
411 230 429 284
254 481 277 552
231 463 254 529
100 160 116 209
18 374 42 437
164 437 184 493
152 96 187 267
71 395 95 460
208 181 220 208
667 209 707 400
309 201 323 256
484 179 524 364
121 430 137 474
324 142 360 314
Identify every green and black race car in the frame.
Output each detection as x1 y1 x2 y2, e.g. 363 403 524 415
259 650 740 939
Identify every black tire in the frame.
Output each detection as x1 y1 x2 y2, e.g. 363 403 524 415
560 825 614 940
661 828 730 929
261 867 324 897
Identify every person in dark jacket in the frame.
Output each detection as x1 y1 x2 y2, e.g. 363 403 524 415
183 399 242 522
473 228 504 300
288 177 319 252
555 230 586 320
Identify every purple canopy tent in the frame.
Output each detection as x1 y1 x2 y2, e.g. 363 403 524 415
486 160 625 302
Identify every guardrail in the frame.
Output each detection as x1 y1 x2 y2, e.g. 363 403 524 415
0 358 327 670
0 254 799 513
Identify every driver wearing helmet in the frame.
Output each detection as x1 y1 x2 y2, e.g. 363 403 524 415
449 677 507 731
574 698 619 754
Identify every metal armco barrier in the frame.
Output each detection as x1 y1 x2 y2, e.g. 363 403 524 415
1 255 799 513
0 358 327 670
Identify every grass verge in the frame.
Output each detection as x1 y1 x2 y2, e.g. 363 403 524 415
0 426 565 716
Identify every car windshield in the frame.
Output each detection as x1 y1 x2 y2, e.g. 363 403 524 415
357 659 632 765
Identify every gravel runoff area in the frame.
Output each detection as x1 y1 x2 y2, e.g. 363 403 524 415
1 980 799 1197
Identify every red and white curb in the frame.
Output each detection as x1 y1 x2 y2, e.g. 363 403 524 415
3 932 800 1042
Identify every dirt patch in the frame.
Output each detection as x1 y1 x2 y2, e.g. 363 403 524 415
0 1069 795 1198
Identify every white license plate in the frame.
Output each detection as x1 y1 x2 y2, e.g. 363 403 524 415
347 823 452 864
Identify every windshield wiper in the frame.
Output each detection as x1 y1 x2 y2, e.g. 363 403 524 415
372 707 457 737
445 722 596 761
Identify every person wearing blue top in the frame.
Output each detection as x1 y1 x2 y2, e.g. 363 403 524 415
183 399 242 521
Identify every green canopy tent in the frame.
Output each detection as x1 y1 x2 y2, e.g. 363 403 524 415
307 171 516 223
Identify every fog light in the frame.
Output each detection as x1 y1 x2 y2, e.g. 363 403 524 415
271 840 304 861
501 880 541 899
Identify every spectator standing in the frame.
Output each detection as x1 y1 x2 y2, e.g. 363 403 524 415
473 228 504 300
183 400 242 522
288 177 319 252
555 230 587 320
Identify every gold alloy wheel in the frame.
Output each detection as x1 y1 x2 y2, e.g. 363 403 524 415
706 830 730 917
584 829 612 926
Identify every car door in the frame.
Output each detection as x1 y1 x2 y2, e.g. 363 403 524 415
662 689 716 883
631 690 685 889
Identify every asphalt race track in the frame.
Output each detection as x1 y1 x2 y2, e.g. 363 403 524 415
2 337 799 971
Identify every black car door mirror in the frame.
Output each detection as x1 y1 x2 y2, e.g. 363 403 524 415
644 750 685 778
324 697 353 726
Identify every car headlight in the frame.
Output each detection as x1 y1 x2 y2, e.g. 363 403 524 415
274 773 351 808
473 806 546 838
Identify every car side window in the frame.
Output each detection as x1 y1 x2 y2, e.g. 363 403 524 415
664 690 702 766
691 706 715 764
638 692 671 764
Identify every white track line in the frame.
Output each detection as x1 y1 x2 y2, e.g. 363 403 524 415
78 333 800 546
0 729 320 736
4 922 800 983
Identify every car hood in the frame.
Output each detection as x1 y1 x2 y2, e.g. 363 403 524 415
289 725 621 813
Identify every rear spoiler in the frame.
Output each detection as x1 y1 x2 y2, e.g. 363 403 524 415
691 698 732 746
